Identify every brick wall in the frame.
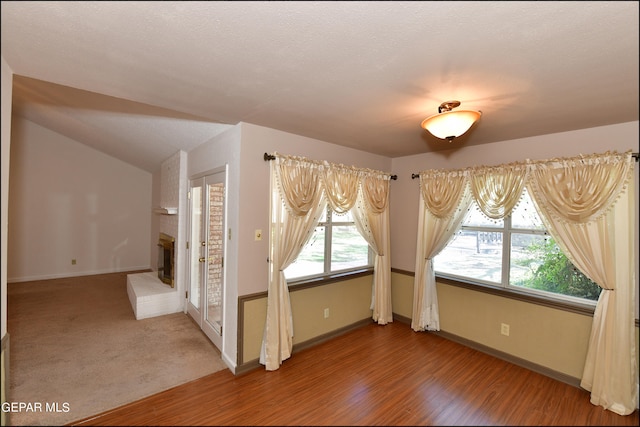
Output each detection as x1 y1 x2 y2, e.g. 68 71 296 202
207 182 224 309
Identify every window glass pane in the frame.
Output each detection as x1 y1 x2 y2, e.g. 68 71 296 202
510 235 600 301
434 230 503 283
463 205 504 228
512 189 545 230
509 233 550 285
331 225 369 271
284 226 325 279
433 184 614 306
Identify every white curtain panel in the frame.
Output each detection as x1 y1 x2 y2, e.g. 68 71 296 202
352 174 392 324
413 170 472 331
260 157 326 371
527 151 637 415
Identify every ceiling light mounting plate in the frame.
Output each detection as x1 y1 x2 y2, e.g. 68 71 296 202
438 100 461 113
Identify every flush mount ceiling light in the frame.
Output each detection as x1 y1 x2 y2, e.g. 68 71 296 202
421 100 482 142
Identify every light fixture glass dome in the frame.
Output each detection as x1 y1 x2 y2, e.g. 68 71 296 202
421 101 482 142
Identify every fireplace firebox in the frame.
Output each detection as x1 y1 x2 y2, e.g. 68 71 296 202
158 232 175 287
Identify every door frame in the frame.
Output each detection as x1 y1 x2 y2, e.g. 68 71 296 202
187 166 227 351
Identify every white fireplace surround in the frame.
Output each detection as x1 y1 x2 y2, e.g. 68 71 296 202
126 152 186 320
127 272 182 320
127 231 180 319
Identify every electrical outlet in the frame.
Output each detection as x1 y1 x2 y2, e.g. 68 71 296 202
71 259 77 265
324 308 330 319
501 323 510 336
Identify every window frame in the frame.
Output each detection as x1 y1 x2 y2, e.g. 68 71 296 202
285 206 374 285
434 194 599 310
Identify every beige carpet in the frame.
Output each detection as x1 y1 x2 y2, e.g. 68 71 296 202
6 271 227 426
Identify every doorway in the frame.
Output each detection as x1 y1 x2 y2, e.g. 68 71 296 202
187 170 226 350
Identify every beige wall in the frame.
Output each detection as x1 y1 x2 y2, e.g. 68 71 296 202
391 271 640 381
242 275 374 364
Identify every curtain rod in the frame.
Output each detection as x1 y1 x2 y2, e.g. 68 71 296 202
411 151 640 179
264 153 397 180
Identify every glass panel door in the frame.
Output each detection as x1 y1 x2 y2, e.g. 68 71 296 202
187 170 226 351
204 175 224 338
187 178 204 323
189 180 204 317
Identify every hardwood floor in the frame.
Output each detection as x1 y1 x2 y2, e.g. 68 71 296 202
71 321 638 426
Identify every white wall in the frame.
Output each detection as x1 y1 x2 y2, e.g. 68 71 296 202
7 117 153 282
1 55 13 339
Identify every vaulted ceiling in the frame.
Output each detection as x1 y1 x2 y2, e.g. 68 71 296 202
2 1 638 172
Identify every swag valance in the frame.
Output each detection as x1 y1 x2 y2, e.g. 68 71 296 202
271 152 395 217
417 150 634 224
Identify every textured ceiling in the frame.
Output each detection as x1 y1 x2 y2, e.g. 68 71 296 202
2 1 638 172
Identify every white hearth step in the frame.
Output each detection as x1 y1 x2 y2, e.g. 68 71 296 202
127 272 182 320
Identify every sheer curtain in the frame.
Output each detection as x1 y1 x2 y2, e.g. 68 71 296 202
412 170 472 331
413 150 637 415
352 174 392 324
261 153 394 370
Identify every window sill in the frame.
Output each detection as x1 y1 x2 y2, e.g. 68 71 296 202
287 268 374 292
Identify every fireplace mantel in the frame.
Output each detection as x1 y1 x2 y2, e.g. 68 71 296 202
153 207 178 215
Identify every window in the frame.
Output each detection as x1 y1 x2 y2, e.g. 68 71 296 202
434 188 601 305
284 207 372 280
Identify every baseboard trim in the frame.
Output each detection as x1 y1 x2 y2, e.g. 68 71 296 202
7 266 152 283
